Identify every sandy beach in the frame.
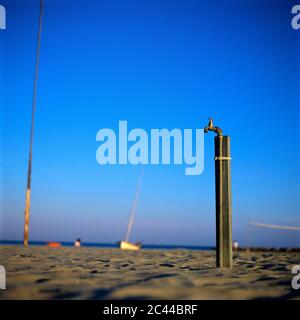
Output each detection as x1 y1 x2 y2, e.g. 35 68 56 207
0 245 299 300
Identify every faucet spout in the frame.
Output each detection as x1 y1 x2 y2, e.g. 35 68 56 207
204 117 223 136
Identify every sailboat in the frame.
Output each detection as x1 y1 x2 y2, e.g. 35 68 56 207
120 168 144 251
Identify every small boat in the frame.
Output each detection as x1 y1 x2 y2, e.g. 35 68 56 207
120 168 144 251
120 241 141 251
47 242 61 247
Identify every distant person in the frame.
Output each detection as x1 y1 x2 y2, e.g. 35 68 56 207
232 240 239 251
74 238 81 247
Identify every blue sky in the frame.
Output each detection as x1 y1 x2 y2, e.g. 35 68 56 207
1 0 299 247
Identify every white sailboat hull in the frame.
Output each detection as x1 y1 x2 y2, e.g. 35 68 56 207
120 241 141 251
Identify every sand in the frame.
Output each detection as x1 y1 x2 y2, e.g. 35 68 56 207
0 245 299 300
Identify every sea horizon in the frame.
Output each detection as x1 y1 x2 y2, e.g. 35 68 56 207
0 240 215 251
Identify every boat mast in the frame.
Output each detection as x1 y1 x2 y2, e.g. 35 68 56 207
23 0 44 247
125 168 144 242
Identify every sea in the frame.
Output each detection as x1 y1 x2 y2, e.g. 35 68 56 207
0 240 214 251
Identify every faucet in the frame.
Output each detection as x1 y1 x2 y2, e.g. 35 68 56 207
204 117 223 136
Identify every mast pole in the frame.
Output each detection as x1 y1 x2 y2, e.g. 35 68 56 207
23 0 44 247
125 168 144 242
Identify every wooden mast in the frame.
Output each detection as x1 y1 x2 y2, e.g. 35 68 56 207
23 0 44 247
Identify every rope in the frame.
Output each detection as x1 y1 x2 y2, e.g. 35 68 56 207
250 222 300 231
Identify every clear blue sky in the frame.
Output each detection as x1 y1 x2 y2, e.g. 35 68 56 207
1 0 299 247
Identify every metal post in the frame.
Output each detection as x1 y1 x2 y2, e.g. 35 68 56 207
214 136 232 268
204 118 232 268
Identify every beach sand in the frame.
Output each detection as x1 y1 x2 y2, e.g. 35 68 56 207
0 245 299 300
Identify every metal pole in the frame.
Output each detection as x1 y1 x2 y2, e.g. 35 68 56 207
23 0 44 247
204 118 232 268
214 135 232 268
